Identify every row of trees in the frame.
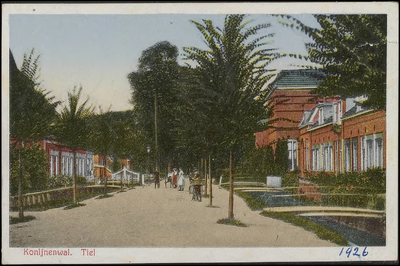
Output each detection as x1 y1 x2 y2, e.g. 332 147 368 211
10 14 387 220
127 14 387 219
10 50 142 219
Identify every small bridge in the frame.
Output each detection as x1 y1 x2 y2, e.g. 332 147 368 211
111 167 144 186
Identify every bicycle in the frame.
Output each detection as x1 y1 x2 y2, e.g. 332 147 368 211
191 184 202 202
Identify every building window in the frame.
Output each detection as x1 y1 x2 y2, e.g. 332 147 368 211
318 107 324 125
55 155 58 176
375 136 383 168
50 155 54 177
361 136 366 171
366 136 374 169
61 156 65 175
70 157 73 176
288 139 297 171
312 145 320 171
306 139 310 170
333 104 337 124
344 139 351 172
323 142 333 171
360 133 384 170
352 138 358 171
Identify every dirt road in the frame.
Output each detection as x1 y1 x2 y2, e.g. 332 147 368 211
9 179 337 247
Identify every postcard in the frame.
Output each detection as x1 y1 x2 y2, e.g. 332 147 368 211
2 2 398 264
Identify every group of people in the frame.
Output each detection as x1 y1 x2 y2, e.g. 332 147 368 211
154 167 185 191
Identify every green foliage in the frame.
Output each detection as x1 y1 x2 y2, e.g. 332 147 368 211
48 175 73 189
9 143 49 195
10 215 36 224
300 169 386 210
55 86 94 150
276 14 387 110
306 168 386 193
76 176 87 186
182 14 278 164
54 86 94 203
217 218 247 227
96 194 114 199
274 139 289 175
237 143 275 178
281 173 299 187
236 139 289 178
10 49 60 142
64 202 86 210
261 211 348 245
235 190 265 211
128 41 180 169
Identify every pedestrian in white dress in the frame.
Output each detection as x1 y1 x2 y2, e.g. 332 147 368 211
178 168 185 191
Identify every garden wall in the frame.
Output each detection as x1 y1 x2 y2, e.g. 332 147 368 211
9 185 120 208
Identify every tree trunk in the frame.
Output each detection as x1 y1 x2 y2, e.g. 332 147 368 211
73 150 77 204
209 154 212 207
121 167 124 189
228 150 234 219
204 156 208 196
154 91 158 171
104 155 108 195
18 140 24 220
200 158 203 177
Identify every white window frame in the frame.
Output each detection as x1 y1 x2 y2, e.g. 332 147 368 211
375 135 383 168
287 139 297 171
318 107 324 125
366 136 374 169
352 137 358 171
344 139 351 172
323 142 333 171
312 145 320 171
306 139 310 170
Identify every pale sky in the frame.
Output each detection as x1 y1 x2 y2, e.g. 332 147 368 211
7 4 319 112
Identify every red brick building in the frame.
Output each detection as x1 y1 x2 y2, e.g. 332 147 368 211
298 100 386 178
255 69 386 178
38 138 96 181
255 69 326 171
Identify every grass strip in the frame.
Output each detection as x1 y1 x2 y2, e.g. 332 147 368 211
261 211 348 246
64 202 86 210
217 218 247 227
10 215 36 224
96 194 114 199
235 190 265 211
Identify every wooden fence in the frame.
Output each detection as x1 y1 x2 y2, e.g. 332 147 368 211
9 185 120 208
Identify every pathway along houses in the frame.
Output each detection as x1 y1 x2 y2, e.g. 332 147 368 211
38 138 132 184
255 69 386 179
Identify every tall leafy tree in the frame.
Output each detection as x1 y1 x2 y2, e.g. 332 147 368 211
10 49 59 219
183 14 277 219
128 41 180 171
88 107 114 195
55 86 94 204
276 14 387 110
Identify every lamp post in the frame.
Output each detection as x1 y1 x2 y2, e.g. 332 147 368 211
147 144 151 183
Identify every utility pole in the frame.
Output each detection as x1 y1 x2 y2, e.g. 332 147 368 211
228 150 234 219
204 156 208 196
209 154 212 207
154 91 158 172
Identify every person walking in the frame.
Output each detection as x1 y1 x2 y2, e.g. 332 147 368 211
154 168 160 188
178 168 185 191
172 168 178 188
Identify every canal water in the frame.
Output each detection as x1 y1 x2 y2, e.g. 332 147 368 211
249 191 386 246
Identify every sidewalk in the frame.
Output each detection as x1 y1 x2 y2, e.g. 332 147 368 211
9 178 337 247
